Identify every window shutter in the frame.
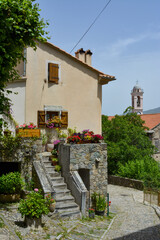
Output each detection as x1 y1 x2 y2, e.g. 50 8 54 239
48 63 59 83
61 111 68 128
37 111 45 128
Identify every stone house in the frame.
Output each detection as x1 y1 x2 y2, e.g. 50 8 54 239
140 113 160 161
6 41 115 134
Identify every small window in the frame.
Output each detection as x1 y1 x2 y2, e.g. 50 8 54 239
137 96 140 107
37 110 68 129
48 63 59 84
46 111 59 121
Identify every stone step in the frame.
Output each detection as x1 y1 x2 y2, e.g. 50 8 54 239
52 183 67 190
55 189 71 198
59 210 81 219
50 176 64 183
55 206 79 215
48 171 61 178
42 156 51 161
43 161 52 165
44 166 55 171
41 155 81 219
56 196 75 205
55 202 78 209
56 195 74 202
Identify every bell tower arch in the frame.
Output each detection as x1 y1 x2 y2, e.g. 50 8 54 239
131 81 143 114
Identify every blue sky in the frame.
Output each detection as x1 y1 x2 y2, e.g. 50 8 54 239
35 0 160 116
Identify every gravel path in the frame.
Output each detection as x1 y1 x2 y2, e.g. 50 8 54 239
105 185 160 240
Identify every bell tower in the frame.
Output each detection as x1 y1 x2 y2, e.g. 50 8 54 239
131 81 144 114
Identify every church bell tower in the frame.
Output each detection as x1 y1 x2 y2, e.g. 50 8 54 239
131 82 144 114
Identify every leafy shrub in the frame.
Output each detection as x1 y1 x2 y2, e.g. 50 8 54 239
18 189 49 219
0 135 22 159
0 172 24 194
117 158 160 190
102 111 154 175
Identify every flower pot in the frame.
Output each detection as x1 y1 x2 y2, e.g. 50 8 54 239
52 161 58 166
95 210 105 216
0 193 20 203
89 212 95 219
25 216 42 228
49 203 56 212
47 144 54 152
16 129 40 138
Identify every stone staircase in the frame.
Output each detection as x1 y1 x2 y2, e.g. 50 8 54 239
41 153 81 218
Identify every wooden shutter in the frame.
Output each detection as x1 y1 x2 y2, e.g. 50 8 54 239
48 63 59 83
37 111 45 128
61 111 68 128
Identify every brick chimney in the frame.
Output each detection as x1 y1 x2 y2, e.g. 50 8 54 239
75 48 92 66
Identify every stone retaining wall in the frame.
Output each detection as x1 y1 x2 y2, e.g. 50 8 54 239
108 175 144 190
59 143 108 197
0 138 43 181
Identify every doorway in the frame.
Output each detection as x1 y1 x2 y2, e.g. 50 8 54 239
0 162 21 176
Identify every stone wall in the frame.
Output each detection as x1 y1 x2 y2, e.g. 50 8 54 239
59 143 108 197
108 175 144 190
0 138 42 182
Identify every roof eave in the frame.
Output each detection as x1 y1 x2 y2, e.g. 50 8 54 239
99 74 116 85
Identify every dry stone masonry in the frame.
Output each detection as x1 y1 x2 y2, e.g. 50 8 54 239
59 143 108 197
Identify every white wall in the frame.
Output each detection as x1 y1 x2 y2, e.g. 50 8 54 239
6 81 26 126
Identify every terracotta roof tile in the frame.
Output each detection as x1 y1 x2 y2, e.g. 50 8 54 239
107 113 160 130
140 113 160 129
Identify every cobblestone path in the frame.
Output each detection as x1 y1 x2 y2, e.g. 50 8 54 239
0 185 160 239
105 185 160 240
0 204 114 240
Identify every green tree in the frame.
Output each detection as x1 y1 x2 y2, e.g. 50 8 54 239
0 0 49 131
102 107 154 174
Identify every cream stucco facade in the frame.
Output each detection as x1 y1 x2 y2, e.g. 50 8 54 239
6 42 115 134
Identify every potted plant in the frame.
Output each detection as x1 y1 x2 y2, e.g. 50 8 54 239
0 172 24 203
16 123 40 138
88 208 95 219
55 165 61 172
18 188 50 228
41 133 48 151
51 149 58 157
91 192 106 216
51 157 58 166
56 128 67 143
53 140 61 151
45 194 56 212
95 194 106 216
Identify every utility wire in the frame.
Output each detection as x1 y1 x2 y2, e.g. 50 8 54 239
70 0 112 54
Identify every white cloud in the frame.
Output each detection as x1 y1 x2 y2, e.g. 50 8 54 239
107 31 160 57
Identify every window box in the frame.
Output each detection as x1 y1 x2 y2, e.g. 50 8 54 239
16 129 40 138
38 110 68 129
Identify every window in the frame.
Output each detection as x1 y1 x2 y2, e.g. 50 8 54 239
48 63 59 84
137 96 140 107
37 110 68 128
